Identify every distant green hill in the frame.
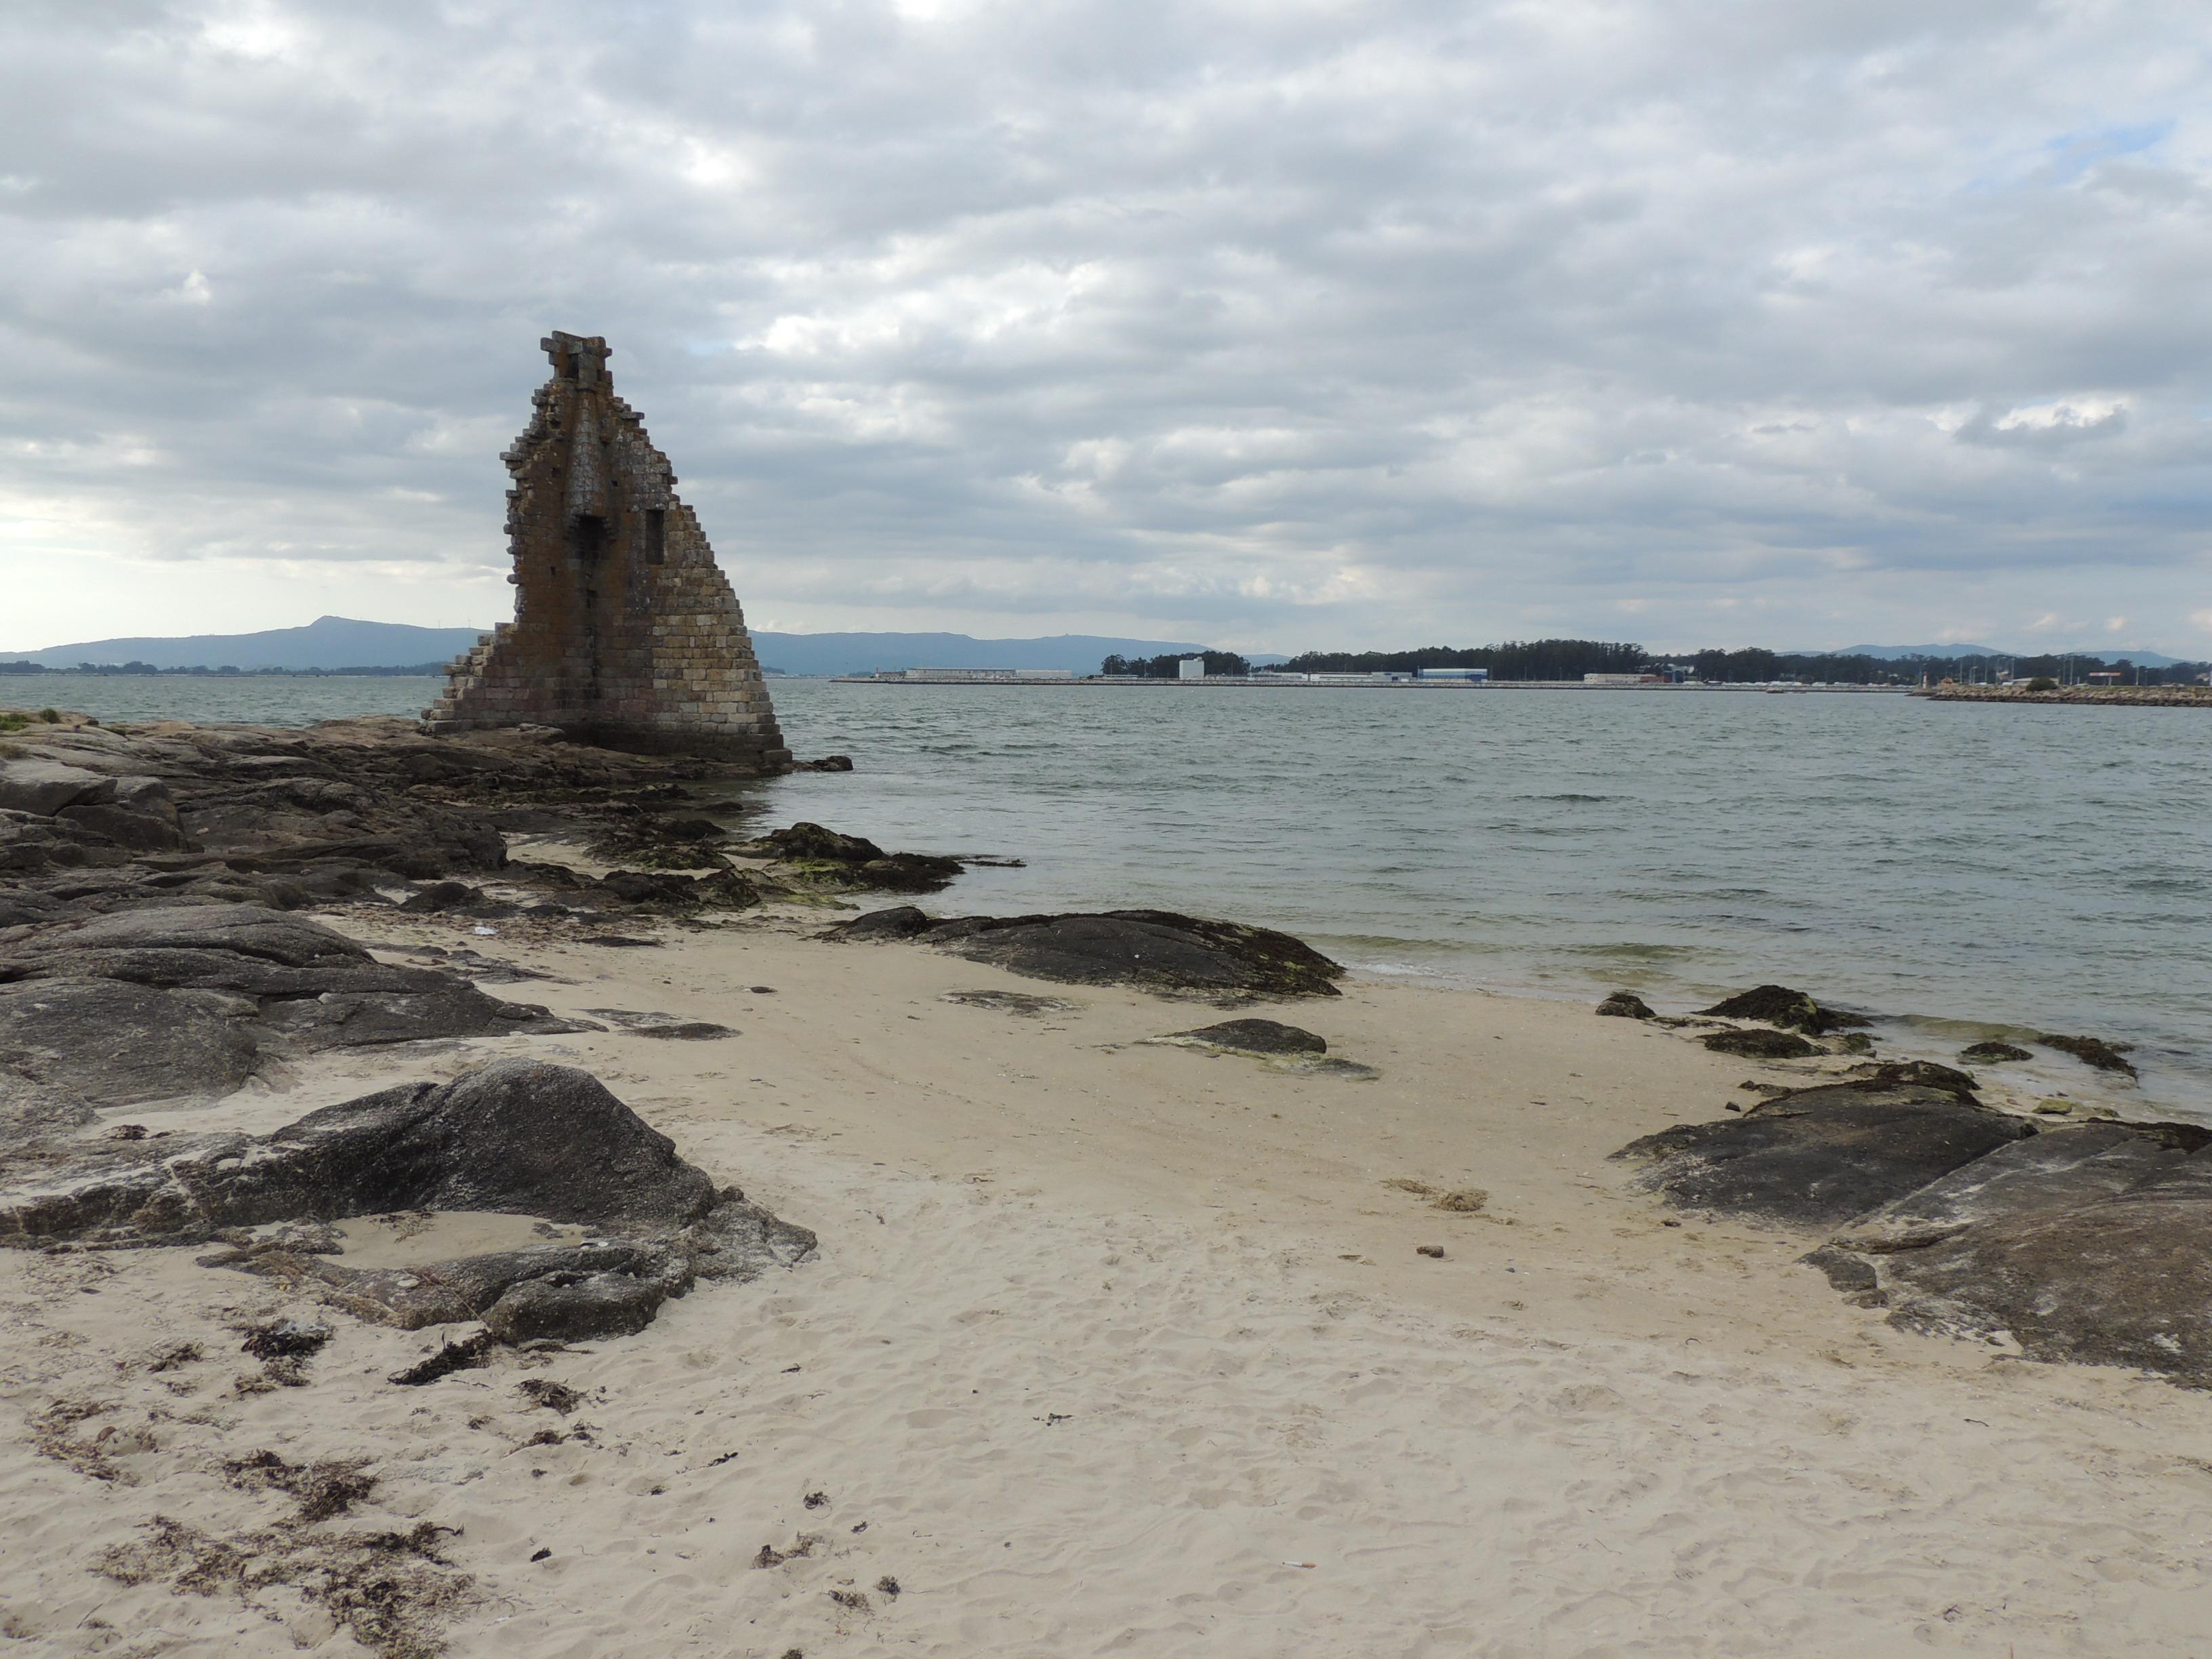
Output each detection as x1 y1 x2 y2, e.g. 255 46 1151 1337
16 615 488 672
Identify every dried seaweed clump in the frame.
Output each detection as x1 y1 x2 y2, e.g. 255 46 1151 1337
32 1399 148 1484
96 1515 471 1659
516 1378 583 1415
222 1450 379 1523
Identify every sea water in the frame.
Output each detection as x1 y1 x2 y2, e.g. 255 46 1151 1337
24 672 2209 1111
758 680 2212 1113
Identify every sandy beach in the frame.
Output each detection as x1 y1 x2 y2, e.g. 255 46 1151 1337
6 890 2209 1658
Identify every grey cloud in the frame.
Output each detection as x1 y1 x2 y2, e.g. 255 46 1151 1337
2 0 2210 655
1954 405 2129 448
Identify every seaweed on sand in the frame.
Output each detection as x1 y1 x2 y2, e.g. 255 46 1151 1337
96 1515 471 1659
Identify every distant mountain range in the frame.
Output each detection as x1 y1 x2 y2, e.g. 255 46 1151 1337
1824 643 2008 659
12 617 2186 674
9 616 485 672
4 617 1277 678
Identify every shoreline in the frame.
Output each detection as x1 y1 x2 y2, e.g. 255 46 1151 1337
4 715 2209 1655
1330 954 2185 1117
1917 684 2212 708
827 675 1912 691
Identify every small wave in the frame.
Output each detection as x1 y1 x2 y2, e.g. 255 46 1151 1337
1560 941 1716 962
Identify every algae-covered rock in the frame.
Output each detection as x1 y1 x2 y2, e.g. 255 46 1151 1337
2039 1033 2138 1078
747 822 962 892
1700 1027 1820 1060
1698 984 1864 1036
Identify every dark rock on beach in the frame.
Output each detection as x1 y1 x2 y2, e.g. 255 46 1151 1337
397 880 487 914
2039 1033 2139 1078
1698 984 1866 1036
0 1059 716 1246
0 1059 817 1343
584 808 738 872
826 906 1345 999
1853 1059 1980 1097
0 903 587 1105
585 1008 737 1040
940 989 1080 1017
1165 1019 1328 1055
1960 1040 2034 1064
1595 990 1655 1019
1872 1155 2212 1380
1614 1080 2034 1229
0 720 822 1349
594 867 762 913
1700 1027 1821 1060
1622 1073 2212 1385
483 1267 673 1343
746 822 963 893
754 821 882 863
1796 1115 2212 1382
1829 1120 2210 1254
0 977 262 1108
830 905 937 941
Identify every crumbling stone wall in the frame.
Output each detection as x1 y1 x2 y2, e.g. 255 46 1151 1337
424 333 790 769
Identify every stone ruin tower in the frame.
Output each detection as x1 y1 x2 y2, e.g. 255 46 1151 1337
424 333 791 769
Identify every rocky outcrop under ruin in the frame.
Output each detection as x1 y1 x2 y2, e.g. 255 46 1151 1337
0 716 951 947
0 716 754 922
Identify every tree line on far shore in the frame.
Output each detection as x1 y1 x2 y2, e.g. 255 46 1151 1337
1099 651 1254 678
1102 638 2209 685
1674 647 2207 685
1277 640 1647 678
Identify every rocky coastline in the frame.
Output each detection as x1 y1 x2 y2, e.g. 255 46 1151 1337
0 712 1364 1357
6 707 2201 1387
4 705 2210 1655
1915 683 2212 708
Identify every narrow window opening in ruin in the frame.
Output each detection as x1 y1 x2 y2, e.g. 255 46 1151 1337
561 350 579 381
644 508 666 565
569 514 607 566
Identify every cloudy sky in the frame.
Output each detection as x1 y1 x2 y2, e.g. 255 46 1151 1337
4 0 2209 655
